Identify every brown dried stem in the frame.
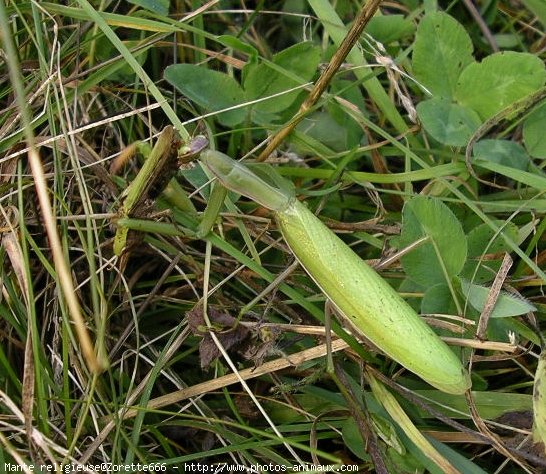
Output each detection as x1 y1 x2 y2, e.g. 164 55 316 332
256 0 382 161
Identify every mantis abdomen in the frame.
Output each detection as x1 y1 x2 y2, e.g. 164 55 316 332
276 199 471 394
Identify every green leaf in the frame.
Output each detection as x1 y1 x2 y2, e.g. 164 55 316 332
400 196 467 287
365 15 414 44
461 221 520 283
217 35 259 58
164 64 247 126
127 0 169 15
455 52 546 120
342 419 370 462
466 221 520 258
473 139 530 171
417 97 481 146
490 317 541 345
459 278 536 317
244 42 320 114
523 102 546 158
414 390 532 419
421 284 459 315
412 12 474 98
297 109 357 152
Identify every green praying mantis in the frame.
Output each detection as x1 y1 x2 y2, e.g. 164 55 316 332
199 150 471 395
114 131 471 395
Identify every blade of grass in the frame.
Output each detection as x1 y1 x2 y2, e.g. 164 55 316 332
277 162 467 184
74 0 190 141
309 0 410 134
474 160 546 190
366 370 462 474
0 0 104 373
256 0 382 161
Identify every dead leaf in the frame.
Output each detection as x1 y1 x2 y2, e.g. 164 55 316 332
186 305 250 369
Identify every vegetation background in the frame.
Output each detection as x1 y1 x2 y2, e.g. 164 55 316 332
0 0 545 472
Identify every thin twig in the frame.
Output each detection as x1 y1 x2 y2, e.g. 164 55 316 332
460 0 499 52
256 0 382 161
107 339 349 422
476 253 513 340
334 363 389 474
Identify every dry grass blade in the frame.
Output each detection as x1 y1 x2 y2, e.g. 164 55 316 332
238 322 517 352
442 338 518 352
476 253 513 340
79 338 348 462
79 326 192 463
0 390 71 464
119 338 348 421
465 390 534 472
0 6 105 373
2 230 29 298
28 148 105 373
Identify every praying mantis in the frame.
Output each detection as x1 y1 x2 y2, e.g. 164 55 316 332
199 150 471 395
113 130 471 395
